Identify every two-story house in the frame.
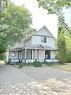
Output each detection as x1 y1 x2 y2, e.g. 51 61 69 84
9 26 58 63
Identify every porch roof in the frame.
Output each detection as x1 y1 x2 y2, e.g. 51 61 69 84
9 47 23 52
44 46 57 51
9 45 44 52
9 45 57 52
24 45 44 50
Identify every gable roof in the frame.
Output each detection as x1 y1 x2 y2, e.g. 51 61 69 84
37 26 55 38
24 26 56 42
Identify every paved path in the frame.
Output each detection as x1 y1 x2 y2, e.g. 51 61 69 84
0 65 71 95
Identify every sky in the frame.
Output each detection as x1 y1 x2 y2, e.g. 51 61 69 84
10 0 71 38
63 7 71 27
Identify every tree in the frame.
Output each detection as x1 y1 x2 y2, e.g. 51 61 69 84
57 26 66 64
0 35 7 53
37 0 71 32
0 35 8 60
65 32 71 63
0 2 35 56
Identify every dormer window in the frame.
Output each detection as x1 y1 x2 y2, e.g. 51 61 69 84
41 37 47 43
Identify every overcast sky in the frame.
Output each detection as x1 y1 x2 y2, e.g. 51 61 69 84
10 0 71 38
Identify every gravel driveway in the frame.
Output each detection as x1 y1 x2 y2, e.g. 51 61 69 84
0 64 71 95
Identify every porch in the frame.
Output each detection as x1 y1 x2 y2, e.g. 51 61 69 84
9 45 58 63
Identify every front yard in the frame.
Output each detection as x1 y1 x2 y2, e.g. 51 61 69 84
48 63 71 72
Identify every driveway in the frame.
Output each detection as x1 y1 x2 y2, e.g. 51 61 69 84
0 64 71 95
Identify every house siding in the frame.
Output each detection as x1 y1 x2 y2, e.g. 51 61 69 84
31 35 55 47
35 27 53 37
24 38 32 47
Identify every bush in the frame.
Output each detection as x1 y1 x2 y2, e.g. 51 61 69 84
0 53 5 60
32 61 42 67
43 61 54 65
66 51 71 63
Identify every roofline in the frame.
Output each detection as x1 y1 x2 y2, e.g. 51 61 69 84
24 25 56 42
38 26 56 39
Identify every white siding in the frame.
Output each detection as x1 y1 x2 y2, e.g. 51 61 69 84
32 36 41 45
31 35 55 47
24 38 32 47
35 27 53 37
47 38 55 47
30 26 56 47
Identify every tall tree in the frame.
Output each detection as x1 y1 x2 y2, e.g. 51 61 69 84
0 2 35 54
57 26 66 64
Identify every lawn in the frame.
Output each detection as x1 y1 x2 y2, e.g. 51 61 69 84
49 63 71 72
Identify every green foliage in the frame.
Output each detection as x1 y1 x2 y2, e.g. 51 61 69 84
0 35 7 53
44 61 53 65
0 53 5 60
37 0 71 13
65 34 71 50
32 61 42 67
66 51 71 63
37 0 71 32
0 3 32 44
0 2 34 54
43 61 58 65
65 34 71 63
57 26 66 64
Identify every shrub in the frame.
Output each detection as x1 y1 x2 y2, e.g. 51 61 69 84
32 61 42 67
0 53 5 60
66 51 71 63
44 61 54 65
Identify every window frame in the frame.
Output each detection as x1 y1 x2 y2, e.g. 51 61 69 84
41 37 47 43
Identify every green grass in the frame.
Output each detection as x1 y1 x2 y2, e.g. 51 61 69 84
49 63 71 72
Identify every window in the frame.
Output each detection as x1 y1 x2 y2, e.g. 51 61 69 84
45 50 51 59
41 37 47 43
44 37 47 43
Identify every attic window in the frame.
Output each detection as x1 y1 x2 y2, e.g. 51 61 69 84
41 37 47 43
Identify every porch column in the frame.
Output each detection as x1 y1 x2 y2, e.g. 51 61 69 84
25 48 27 63
32 50 34 59
18 51 20 62
44 49 45 62
35 49 37 61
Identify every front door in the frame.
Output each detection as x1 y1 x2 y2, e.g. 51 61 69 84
45 50 51 59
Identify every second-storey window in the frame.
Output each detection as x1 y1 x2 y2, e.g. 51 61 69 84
41 37 47 43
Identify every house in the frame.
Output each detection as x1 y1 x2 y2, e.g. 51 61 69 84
9 26 58 63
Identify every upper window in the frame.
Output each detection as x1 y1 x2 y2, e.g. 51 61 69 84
41 37 47 43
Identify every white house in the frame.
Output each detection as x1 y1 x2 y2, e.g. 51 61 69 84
9 26 58 63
